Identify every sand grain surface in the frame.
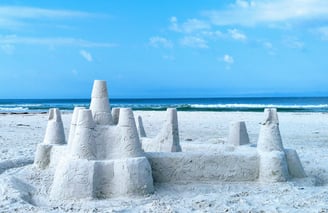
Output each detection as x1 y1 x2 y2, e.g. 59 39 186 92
0 111 328 212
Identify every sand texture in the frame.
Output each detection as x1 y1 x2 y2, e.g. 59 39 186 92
1 111 328 212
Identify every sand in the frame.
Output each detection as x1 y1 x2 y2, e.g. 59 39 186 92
0 111 328 212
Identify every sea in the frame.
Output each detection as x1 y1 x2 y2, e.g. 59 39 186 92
1 97 328 113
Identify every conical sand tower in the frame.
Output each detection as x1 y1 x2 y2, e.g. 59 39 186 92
43 108 66 145
67 106 85 150
156 108 182 152
89 80 113 125
257 108 306 182
34 108 66 169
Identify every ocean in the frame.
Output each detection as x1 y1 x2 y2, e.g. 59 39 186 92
1 97 328 113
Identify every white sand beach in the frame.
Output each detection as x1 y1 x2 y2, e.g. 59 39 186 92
1 111 328 212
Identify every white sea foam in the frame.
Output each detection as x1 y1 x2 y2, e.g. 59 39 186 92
0 107 28 112
189 104 328 109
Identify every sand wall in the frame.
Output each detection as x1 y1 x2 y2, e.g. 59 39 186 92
147 151 259 182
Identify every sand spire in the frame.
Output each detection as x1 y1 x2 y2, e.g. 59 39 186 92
89 80 113 125
257 108 289 182
117 108 143 158
257 108 284 152
70 109 96 160
67 107 85 149
157 108 182 152
43 108 66 145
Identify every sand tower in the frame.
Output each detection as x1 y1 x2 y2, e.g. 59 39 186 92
67 106 85 149
257 108 306 182
155 108 182 152
34 108 66 169
89 80 113 125
227 121 250 146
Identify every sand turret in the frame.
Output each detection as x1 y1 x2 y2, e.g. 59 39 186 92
257 108 284 152
67 107 85 149
227 121 250 146
137 115 147 137
43 108 66 145
70 109 96 160
117 108 143 158
156 108 182 152
34 108 66 169
256 109 305 181
90 80 113 125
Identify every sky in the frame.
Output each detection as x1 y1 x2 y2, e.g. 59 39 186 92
1 0 328 98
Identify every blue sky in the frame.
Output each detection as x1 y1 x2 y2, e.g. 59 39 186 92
1 0 328 98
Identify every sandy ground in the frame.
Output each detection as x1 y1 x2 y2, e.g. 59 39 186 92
0 111 328 212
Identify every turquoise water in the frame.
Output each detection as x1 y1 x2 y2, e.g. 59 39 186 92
1 97 328 113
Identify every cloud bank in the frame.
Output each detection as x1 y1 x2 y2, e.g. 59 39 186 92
203 0 328 26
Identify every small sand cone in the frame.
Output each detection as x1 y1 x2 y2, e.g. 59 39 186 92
70 109 97 160
67 107 85 150
89 80 113 125
117 108 143 158
111 108 120 125
157 108 182 152
43 108 66 145
137 115 147 137
227 121 250 146
257 108 289 182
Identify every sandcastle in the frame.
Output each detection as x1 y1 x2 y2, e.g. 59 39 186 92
33 80 306 201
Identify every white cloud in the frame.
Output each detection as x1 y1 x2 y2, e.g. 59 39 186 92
283 37 304 49
203 0 328 26
80 50 93 62
262 41 276 55
180 36 208 48
221 54 234 70
228 29 247 41
263 41 273 49
149 36 173 48
0 6 96 29
0 6 92 18
235 0 255 8
316 26 328 40
170 16 210 33
169 16 179 32
201 30 224 38
181 19 211 33
0 44 15 55
223 54 234 64
0 35 116 47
